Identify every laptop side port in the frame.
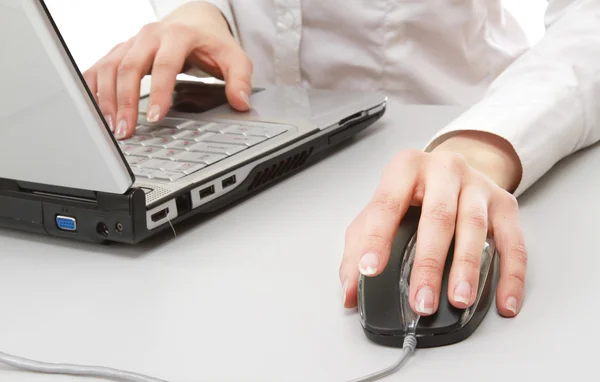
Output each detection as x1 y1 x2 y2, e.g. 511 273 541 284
96 222 109 237
199 185 215 199
146 199 178 231
176 192 192 215
222 175 237 189
151 208 169 222
56 215 77 232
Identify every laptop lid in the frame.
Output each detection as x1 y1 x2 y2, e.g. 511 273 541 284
0 0 133 194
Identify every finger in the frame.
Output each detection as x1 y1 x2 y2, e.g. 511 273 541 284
96 42 131 136
489 193 527 317
115 25 160 139
447 184 490 308
146 28 195 123
216 41 253 111
83 69 99 103
339 150 422 308
410 153 463 316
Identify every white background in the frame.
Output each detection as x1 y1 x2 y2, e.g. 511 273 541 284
45 0 550 74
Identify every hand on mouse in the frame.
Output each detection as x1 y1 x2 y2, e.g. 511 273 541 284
339 131 527 318
83 2 253 140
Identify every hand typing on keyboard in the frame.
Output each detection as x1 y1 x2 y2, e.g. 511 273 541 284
82 2 252 140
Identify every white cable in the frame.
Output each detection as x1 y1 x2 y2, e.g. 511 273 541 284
0 335 417 382
0 351 168 382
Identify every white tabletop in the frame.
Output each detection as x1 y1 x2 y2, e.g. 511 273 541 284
1 101 598 382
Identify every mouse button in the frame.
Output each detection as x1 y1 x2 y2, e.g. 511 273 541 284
416 298 464 335
358 269 403 335
415 240 465 335
458 240 499 327
357 207 421 335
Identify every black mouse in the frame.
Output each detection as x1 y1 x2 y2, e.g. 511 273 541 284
357 206 499 349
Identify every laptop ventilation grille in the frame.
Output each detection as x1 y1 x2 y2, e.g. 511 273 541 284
248 147 314 191
139 185 173 204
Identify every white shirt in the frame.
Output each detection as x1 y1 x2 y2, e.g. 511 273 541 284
149 0 600 196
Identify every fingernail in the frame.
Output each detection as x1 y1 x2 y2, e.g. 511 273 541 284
506 296 518 315
115 119 127 139
240 91 251 108
453 281 472 305
147 104 160 122
342 280 348 306
358 252 379 276
415 287 434 315
105 115 114 132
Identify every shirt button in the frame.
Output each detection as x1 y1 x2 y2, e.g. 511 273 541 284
281 9 297 29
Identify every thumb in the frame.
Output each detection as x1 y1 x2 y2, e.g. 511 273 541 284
217 43 253 111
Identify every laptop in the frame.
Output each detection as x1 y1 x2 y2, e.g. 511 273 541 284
0 0 387 244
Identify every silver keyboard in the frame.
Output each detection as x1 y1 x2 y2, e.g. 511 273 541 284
118 117 288 182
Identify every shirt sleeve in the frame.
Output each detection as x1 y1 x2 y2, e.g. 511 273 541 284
148 0 239 40
424 0 600 197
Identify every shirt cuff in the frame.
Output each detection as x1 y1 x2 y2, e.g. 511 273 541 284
422 110 530 198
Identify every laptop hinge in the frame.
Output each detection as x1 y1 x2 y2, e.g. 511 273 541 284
16 181 98 201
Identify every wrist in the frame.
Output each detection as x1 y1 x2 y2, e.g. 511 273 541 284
432 131 522 192
165 1 230 32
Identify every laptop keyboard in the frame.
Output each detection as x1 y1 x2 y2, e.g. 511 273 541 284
118 117 288 182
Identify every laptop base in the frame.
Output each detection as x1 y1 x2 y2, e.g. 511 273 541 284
0 106 385 244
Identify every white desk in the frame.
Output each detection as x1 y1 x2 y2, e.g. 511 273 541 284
1 101 598 381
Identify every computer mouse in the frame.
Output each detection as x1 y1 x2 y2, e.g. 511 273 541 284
357 206 499 349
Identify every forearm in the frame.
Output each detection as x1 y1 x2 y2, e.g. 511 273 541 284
432 131 522 193
425 0 600 197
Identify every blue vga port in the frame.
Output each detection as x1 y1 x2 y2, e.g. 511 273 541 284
56 215 77 231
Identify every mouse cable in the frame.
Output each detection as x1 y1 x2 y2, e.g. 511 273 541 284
345 335 417 382
0 351 167 382
0 335 417 382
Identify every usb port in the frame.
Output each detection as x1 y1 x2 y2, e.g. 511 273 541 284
56 215 77 231
151 208 169 222
199 185 215 199
222 175 237 189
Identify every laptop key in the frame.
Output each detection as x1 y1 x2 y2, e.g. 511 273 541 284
152 171 185 182
147 117 194 129
150 128 179 137
151 149 185 160
171 162 206 174
121 144 142 155
126 135 153 144
172 129 212 140
131 167 157 179
165 139 196 150
202 133 266 147
126 156 151 166
175 152 227 165
133 125 152 134
142 137 174 147
188 142 245 155
139 159 175 170
221 124 254 135
132 146 161 157
196 122 229 132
